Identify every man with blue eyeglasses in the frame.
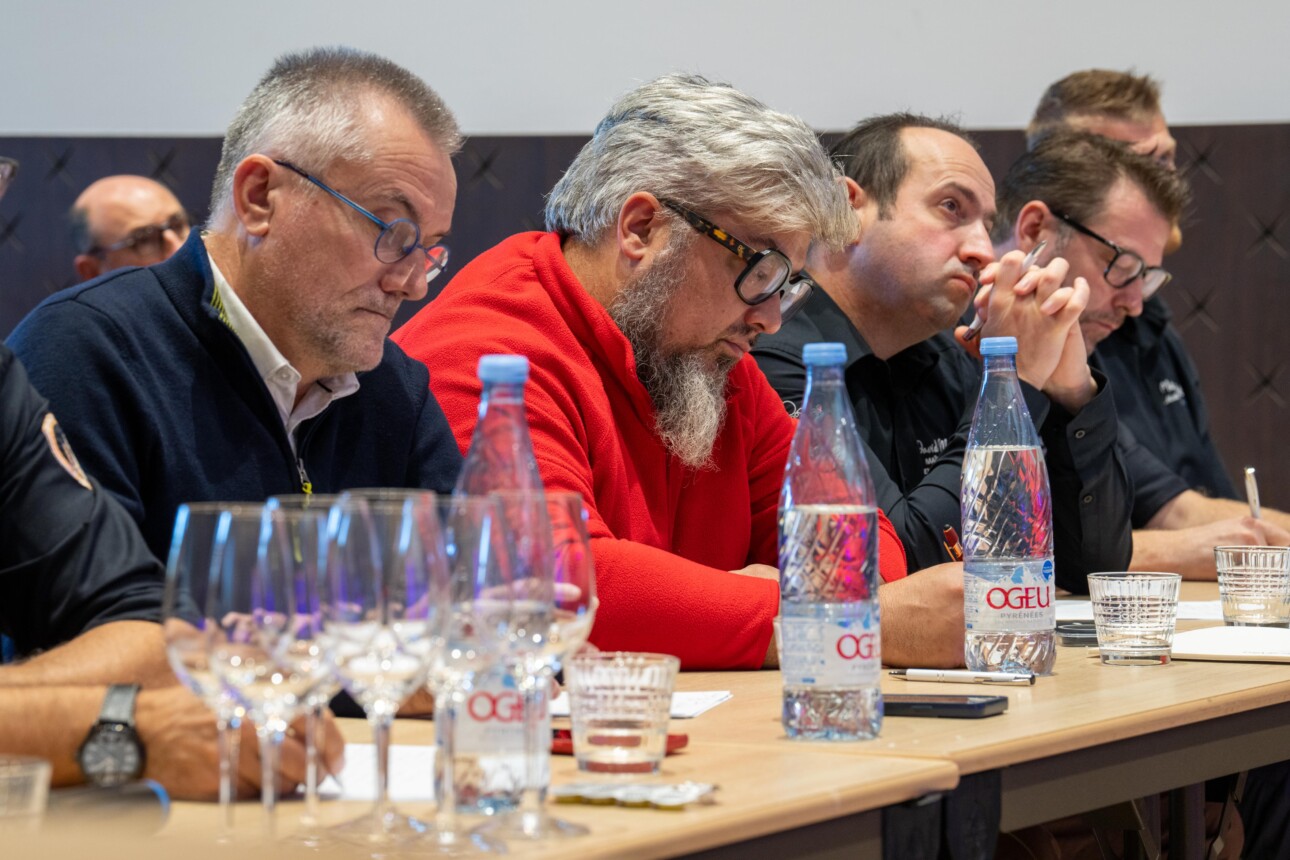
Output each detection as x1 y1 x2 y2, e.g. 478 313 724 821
8 46 463 561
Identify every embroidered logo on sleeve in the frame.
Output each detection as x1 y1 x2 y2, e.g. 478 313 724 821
41 413 93 490
1158 379 1186 407
917 437 950 475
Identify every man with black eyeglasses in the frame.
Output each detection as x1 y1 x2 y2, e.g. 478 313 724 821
398 76 971 671
9 46 463 562
755 114 1135 593
70 175 190 282
1026 70 1290 581
993 131 1290 579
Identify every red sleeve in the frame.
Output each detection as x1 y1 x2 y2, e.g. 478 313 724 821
397 284 779 670
877 511 907 583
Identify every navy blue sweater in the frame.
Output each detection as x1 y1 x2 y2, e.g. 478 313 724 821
8 232 462 561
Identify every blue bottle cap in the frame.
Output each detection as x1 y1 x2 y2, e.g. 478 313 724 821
979 336 1018 356
477 354 529 384
802 342 847 366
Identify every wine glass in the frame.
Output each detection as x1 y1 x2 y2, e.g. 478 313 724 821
264 493 341 839
322 490 448 850
161 502 248 841
419 495 516 856
207 502 316 837
482 491 598 841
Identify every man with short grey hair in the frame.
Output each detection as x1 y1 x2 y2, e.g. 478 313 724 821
69 175 189 282
398 74 968 671
10 46 463 560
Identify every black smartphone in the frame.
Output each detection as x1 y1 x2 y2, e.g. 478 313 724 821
884 693 1008 719
1056 621 1099 646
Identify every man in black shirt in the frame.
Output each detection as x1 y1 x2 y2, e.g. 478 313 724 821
0 343 343 798
1026 69 1290 579
754 114 1132 591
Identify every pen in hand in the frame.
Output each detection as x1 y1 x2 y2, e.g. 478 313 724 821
963 240 1048 342
1245 466 1261 520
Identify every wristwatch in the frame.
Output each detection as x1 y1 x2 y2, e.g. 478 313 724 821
78 684 145 788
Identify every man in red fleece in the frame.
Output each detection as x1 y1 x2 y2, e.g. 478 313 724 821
396 74 966 670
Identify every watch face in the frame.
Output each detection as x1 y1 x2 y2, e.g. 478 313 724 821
80 724 143 787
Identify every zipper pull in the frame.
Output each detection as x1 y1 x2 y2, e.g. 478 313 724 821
296 458 312 495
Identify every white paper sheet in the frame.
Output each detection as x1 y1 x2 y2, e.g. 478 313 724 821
318 743 436 802
548 690 732 719
1056 600 1224 622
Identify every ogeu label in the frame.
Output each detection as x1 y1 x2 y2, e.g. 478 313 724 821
779 606 880 686
965 559 1055 632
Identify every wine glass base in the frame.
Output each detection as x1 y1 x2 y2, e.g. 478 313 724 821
415 822 509 855
330 807 429 856
479 808 590 840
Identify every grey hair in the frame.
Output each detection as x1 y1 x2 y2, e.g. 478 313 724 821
209 46 461 223
544 73 854 251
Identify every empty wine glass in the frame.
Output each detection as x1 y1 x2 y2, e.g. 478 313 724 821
264 493 341 839
161 502 248 841
208 502 317 837
322 490 448 850
420 495 516 856
483 490 598 841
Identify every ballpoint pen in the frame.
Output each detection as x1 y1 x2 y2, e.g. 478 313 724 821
1245 466 1262 520
889 668 1036 685
942 524 964 563
963 240 1048 341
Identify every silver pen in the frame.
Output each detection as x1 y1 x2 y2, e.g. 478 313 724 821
889 668 1036 685
1245 466 1262 520
963 240 1048 341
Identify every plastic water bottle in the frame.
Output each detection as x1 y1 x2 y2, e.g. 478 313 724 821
778 342 881 740
453 354 542 812
455 354 544 496
961 337 1056 675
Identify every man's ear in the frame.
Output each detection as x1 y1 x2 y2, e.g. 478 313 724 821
1014 200 1052 252
615 191 668 265
230 155 278 238
73 254 102 282
843 176 868 212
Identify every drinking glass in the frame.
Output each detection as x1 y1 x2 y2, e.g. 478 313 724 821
322 490 448 850
208 502 316 837
1214 546 1290 627
1087 572 1181 665
483 491 598 841
264 493 341 838
420 495 515 856
161 502 248 840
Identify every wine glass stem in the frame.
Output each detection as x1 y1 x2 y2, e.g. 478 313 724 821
371 711 396 827
432 686 462 833
217 711 242 839
302 703 323 826
519 675 550 815
258 720 284 838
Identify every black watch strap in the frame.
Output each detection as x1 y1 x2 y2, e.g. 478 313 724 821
100 684 140 726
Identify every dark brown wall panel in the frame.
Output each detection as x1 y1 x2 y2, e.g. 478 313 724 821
2 126 1286 509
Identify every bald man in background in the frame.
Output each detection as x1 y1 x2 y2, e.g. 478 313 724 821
70 176 189 282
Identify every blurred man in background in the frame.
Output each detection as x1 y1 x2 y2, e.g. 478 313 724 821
70 175 189 282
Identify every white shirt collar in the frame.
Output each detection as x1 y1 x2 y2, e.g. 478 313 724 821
207 253 359 452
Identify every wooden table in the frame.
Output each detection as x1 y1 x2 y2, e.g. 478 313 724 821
22 716 955 860
677 582 1290 838
25 584 1285 858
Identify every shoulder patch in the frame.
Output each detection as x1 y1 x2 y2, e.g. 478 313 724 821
41 412 93 491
